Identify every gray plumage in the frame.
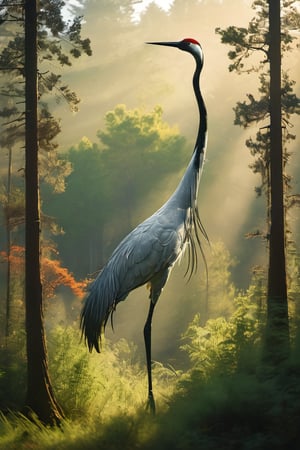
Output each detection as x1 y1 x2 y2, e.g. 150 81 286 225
81 38 208 412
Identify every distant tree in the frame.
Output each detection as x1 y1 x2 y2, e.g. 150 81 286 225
216 0 300 364
1 146 14 338
98 104 187 227
46 105 188 277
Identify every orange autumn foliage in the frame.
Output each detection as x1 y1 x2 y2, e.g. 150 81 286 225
1 245 87 299
41 258 86 299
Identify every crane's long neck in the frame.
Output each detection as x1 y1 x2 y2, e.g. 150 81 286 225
193 59 207 169
164 58 207 212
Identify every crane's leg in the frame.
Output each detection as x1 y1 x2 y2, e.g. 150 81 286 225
144 299 156 414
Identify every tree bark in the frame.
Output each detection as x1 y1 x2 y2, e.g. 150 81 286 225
265 0 290 364
24 0 63 425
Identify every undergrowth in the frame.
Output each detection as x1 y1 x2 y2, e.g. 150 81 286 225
1 291 300 450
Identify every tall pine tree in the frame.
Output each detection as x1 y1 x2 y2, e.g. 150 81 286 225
24 0 63 424
216 0 300 364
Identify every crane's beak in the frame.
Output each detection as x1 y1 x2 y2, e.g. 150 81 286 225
146 41 180 48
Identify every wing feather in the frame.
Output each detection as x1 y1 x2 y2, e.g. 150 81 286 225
81 206 186 352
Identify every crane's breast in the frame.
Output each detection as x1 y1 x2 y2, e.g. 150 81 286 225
109 209 186 299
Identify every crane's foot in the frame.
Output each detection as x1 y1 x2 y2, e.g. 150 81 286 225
146 391 156 415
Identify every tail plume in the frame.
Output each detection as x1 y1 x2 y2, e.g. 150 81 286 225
80 270 117 352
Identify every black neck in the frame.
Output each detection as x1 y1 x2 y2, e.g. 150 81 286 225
193 59 207 166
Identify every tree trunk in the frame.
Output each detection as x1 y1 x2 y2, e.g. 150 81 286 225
265 0 290 364
24 0 63 425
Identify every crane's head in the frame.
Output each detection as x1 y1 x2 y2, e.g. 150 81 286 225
147 38 203 65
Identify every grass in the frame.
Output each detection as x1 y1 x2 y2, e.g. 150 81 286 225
1 362 300 450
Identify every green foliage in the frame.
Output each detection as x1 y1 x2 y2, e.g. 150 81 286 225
1 289 300 449
148 292 299 450
98 104 187 188
181 314 237 375
39 4 92 63
216 0 300 201
47 325 177 419
0 323 177 421
146 359 300 450
239 73 298 200
0 331 27 411
216 0 299 73
181 289 263 379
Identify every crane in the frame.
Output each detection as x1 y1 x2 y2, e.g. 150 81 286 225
80 38 208 413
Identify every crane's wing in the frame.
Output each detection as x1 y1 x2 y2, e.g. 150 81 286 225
105 206 186 299
80 206 186 352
